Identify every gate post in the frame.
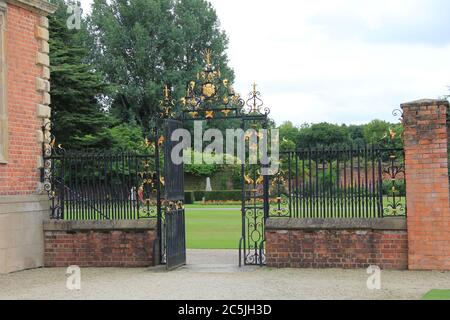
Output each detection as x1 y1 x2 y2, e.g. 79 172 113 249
401 99 450 271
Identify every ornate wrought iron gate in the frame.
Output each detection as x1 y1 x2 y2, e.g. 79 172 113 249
42 49 273 269
239 116 270 266
162 119 186 270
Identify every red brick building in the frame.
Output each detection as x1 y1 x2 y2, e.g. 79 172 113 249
0 0 56 274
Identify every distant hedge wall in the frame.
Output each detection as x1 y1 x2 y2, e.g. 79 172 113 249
184 190 242 204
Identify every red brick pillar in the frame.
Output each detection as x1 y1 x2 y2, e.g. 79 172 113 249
402 99 450 271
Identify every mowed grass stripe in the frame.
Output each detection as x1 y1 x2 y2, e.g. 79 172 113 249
186 208 241 249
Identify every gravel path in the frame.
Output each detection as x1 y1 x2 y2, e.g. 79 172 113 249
0 250 449 300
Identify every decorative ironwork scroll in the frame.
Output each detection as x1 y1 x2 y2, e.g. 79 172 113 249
269 169 290 217
382 152 406 216
177 49 247 120
380 119 406 217
42 121 65 219
159 85 176 119
243 82 271 116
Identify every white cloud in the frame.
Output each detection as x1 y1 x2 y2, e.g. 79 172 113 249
79 0 450 126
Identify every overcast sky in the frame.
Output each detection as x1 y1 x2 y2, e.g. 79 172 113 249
78 0 450 126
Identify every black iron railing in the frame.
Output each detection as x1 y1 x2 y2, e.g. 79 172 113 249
43 151 160 220
270 145 406 219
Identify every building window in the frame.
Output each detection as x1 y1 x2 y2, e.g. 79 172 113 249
0 3 7 164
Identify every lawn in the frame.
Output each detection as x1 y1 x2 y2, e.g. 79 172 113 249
422 290 450 300
185 203 241 209
184 198 406 249
185 207 241 249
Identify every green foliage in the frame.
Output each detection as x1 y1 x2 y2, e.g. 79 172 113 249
204 190 242 201
363 120 391 143
279 121 299 143
347 124 365 145
278 120 404 150
280 138 296 152
296 123 351 148
192 191 206 201
317 162 338 190
49 0 110 150
184 151 241 177
184 151 221 176
382 179 406 197
185 163 218 177
87 0 234 131
104 123 146 152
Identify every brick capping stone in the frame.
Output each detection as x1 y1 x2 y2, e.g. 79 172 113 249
265 218 407 231
43 219 157 232
401 98 448 108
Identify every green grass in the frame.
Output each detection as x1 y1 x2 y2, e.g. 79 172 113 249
422 290 450 300
186 208 241 249
184 198 406 249
185 204 241 209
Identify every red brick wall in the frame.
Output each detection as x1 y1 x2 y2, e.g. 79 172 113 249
266 229 408 269
44 229 157 267
402 100 450 271
0 4 41 195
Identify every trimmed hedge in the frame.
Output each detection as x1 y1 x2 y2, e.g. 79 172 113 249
205 191 242 201
185 190 242 202
193 191 205 202
184 192 194 204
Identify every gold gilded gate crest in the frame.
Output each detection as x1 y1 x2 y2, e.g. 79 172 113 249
202 83 216 98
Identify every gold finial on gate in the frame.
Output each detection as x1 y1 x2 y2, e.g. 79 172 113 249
204 49 212 65
389 128 396 140
252 82 257 95
163 85 170 99
251 82 259 112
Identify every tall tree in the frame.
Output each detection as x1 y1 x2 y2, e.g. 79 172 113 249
279 121 300 143
296 123 351 148
363 119 391 144
88 0 234 132
49 0 109 149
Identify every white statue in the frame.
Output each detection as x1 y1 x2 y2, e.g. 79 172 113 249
206 177 212 192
